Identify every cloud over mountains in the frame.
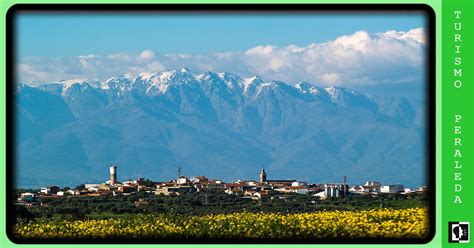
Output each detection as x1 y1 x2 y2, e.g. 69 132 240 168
18 28 426 88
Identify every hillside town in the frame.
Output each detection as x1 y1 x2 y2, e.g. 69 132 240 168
16 165 429 206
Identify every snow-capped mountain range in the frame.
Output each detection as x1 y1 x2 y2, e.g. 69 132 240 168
15 69 426 188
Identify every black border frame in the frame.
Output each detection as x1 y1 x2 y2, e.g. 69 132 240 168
5 3 436 245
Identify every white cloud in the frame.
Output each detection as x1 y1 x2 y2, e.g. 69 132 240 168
245 45 275 55
321 73 341 85
332 30 370 53
146 61 166 71
379 28 426 44
138 49 155 61
77 54 98 59
17 28 426 87
107 53 131 61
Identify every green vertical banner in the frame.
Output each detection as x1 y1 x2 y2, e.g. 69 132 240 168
442 0 474 246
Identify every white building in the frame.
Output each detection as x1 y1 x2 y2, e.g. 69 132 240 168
349 185 380 194
313 191 327 200
88 187 100 192
40 188 51 195
122 180 136 185
290 186 308 195
417 186 428 192
85 184 102 189
403 188 414 194
189 177 201 184
246 181 257 186
381 184 404 193
348 182 382 194
20 192 35 202
177 176 189 185
291 181 308 187
350 185 378 194
364 181 381 187
66 189 77 195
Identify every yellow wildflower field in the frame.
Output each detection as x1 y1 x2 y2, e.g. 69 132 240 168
13 208 429 239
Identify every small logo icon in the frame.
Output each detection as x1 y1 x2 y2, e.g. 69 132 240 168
449 222 470 243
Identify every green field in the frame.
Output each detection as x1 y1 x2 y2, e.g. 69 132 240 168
15 191 429 220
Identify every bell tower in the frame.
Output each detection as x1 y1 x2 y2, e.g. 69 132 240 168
259 168 267 183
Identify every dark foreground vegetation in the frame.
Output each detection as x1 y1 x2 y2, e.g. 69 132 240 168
13 191 429 222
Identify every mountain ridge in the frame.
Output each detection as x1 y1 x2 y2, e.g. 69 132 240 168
15 69 427 188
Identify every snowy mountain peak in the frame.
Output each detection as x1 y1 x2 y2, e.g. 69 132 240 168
20 69 376 106
197 71 220 82
217 72 243 82
180 67 191 73
57 78 102 91
242 76 264 95
325 86 357 101
324 86 378 111
244 75 263 84
295 82 320 95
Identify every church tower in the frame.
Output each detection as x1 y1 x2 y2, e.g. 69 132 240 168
259 168 267 183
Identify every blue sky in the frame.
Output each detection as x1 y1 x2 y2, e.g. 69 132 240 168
16 13 427 92
17 13 425 58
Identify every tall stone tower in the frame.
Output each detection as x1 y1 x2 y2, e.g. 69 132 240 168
109 164 117 185
259 168 267 183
